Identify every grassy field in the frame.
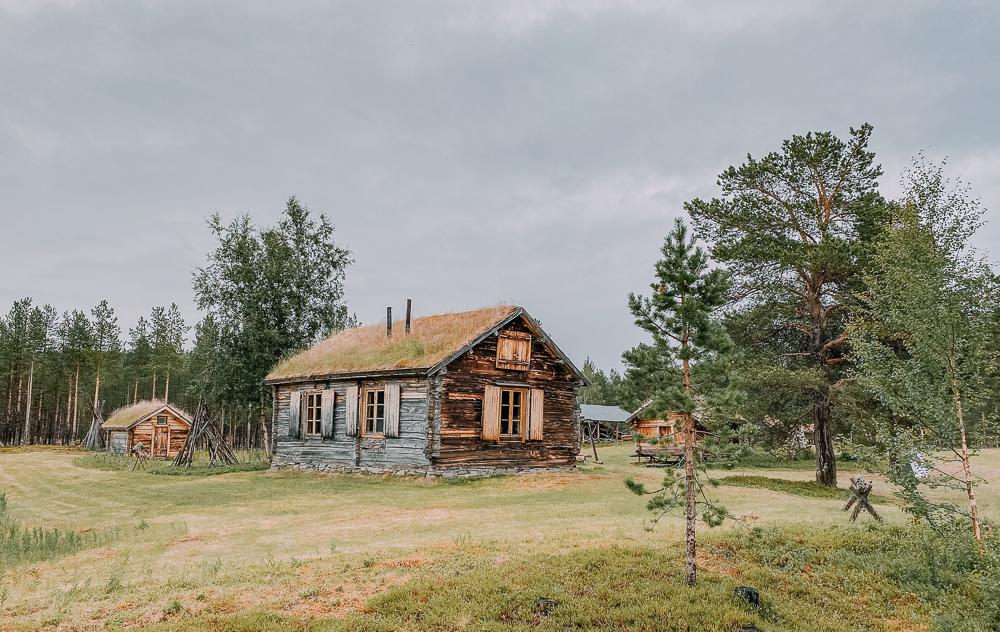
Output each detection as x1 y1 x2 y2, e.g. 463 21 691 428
0 444 996 631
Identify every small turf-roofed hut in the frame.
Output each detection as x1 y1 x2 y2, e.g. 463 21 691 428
101 400 193 458
264 305 585 476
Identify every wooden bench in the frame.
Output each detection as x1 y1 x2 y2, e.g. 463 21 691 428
632 443 683 467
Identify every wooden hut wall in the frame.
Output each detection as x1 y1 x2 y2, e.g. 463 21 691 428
109 431 128 454
127 411 190 457
434 318 581 469
272 377 431 469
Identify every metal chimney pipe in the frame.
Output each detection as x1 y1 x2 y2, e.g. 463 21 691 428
386 307 392 337
405 299 412 334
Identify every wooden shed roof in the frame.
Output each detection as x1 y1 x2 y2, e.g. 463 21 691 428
101 399 193 430
265 305 585 384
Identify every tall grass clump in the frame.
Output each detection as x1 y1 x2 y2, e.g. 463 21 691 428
73 452 130 471
0 492 119 565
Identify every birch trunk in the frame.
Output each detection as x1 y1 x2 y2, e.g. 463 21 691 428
948 350 982 544
151 372 157 400
164 369 170 402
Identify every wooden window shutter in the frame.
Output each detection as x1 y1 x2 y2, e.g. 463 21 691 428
288 389 301 439
496 331 531 371
482 385 501 442
528 388 544 441
385 383 401 438
345 384 359 436
320 388 336 439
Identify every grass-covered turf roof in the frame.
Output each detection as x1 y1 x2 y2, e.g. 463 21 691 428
265 304 520 383
101 399 192 430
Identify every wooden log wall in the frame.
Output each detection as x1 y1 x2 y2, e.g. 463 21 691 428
127 411 191 457
433 317 581 470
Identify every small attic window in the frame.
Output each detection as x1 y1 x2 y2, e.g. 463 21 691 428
156 416 167 425
496 331 531 371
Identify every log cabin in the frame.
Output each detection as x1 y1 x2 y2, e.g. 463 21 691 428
102 399 193 458
264 305 585 476
634 414 682 444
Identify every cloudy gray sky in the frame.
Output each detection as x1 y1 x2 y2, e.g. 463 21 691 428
2 0 998 371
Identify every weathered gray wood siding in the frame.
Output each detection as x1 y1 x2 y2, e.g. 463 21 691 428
273 377 431 470
109 430 127 454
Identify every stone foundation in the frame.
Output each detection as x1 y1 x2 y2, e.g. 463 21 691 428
270 458 574 478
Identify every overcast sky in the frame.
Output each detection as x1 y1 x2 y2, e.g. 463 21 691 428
1 1 998 371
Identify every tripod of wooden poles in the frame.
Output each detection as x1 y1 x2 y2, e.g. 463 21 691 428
82 399 105 451
172 400 238 467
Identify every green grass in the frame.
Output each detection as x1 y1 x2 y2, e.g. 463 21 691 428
1 444 997 631
719 474 897 505
74 450 271 476
0 492 120 566
134 523 1000 632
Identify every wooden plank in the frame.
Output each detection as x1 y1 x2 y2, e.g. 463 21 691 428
321 388 336 439
385 382 401 438
345 384 358 436
482 385 500 441
529 388 544 441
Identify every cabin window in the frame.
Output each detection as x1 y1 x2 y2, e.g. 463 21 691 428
496 331 531 371
363 388 386 436
303 391 323 435
499 388 526 437
156 415 167 425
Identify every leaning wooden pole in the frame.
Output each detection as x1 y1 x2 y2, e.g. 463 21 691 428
82 399 105 451
173 400 237 467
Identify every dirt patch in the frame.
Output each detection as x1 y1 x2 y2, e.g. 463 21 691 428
507 472 608 490
378 556 429 570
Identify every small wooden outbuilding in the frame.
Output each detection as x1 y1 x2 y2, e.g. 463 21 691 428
102 400 193 458
634 414 682 444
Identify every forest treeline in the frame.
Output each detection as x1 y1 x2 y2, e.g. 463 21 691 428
0 197 353 448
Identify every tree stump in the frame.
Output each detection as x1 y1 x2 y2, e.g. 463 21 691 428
843 476 882 522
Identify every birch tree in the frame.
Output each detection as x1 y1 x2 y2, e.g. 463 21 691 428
854 160 996 543
193 197 354 450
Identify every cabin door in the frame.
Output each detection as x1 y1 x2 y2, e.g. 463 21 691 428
153 425 170 457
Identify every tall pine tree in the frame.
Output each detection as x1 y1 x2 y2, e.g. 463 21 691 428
687 124 889 486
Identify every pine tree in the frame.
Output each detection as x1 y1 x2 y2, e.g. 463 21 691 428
624 218 731 585
687 124 890 486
